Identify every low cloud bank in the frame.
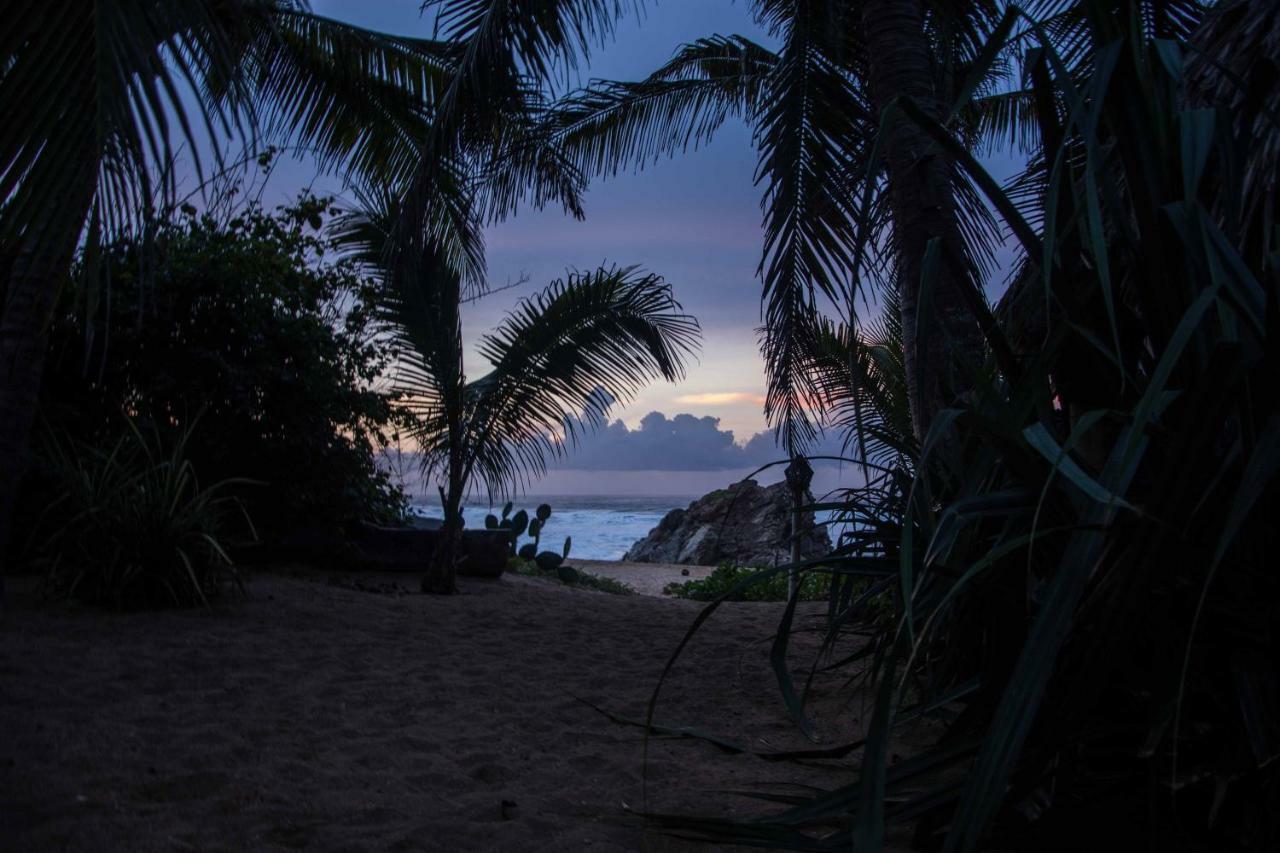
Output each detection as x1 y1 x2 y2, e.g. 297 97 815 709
554 411 847 472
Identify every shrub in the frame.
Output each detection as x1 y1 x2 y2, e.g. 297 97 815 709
511 558 635 596
34 192 409 544
663 562 831 602
651 10 1280 849
35 419 252 609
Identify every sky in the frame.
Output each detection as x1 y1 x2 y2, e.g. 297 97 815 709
218 1 1020 495
262 0 777 446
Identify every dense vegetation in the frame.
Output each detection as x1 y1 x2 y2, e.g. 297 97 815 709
664 562 832 602
0 0 454 580
628 2 1280 850
2 0 1277 850
35 420 253 609
27 195 408 542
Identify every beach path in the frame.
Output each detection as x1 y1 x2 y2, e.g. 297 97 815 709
569 559 716 596
0 569 869 852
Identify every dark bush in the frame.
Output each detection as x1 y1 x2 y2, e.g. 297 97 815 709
33 194 410 546
663 561 832 602
36 419 252 609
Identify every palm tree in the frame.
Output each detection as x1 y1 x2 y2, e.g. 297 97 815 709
801 290 914 470
0 0 461 584
340 198 699 593
549 0 1031 449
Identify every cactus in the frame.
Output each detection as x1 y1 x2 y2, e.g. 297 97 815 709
509 503 565 568
488 504 531 554
509 509 529 538
556 565 580 584
534 551 563 572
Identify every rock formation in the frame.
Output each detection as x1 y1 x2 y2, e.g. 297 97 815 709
624 479 831 567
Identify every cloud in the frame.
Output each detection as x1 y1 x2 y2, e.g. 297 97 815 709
553 410 847 471
673 391 766 406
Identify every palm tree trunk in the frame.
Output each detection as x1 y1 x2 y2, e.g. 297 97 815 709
425 476 463 594
0 202 88 604
0 253 56 590
422 269 465 596
860 0 985 442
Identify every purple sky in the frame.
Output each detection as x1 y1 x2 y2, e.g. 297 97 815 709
229 1 1021 493
259 0 778 446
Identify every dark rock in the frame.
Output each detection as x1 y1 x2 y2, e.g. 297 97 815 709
456 530 513 578
236 522 512 577
349 524 510 577
351 524 439 570
623 479 830 568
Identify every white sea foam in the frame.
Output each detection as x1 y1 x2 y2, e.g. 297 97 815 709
408 495 694 560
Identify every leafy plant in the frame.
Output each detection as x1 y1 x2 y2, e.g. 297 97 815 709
34 194 410 542
549 0 1030 449
663 561 832 602
0 0 455 575
512 557 634 596
34 419 254 610
341 197 701 593
484 501 530 555
644 3 1280 850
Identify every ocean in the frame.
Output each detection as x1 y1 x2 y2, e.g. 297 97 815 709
408 495 695 561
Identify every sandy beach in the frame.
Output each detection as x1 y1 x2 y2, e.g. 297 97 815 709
568 560 717 597
0 565 873 852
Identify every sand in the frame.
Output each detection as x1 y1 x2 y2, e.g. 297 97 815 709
569 560 717 597
0 566 876 852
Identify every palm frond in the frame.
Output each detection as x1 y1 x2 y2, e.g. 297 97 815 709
331 190 462 425
461 266 700 495
228 8 457 189
0 0 243 255
801 294 915 468
550 35 777 177
754 0 874 455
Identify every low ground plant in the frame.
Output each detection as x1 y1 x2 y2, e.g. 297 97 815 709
509 558 635 596
663 562 831 602
34 419 254 609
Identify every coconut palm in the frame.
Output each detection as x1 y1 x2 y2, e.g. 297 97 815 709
550 0 1034 451
339 197 699 593
0 0 466 583
801 291 914 469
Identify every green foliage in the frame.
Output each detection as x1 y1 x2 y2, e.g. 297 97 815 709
549 2 1023 452
485 503 530 554
663 562 831 602
646 4 1280 850
533 551 561 572
512 558 634 596
35 419 252 610
0 0 450 255
36 194 410 541
339 191 700 589
500 501 568 560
